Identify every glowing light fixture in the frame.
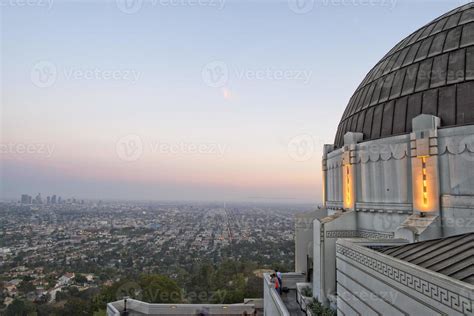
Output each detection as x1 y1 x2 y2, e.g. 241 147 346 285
421 157 428 208
345 165 351 207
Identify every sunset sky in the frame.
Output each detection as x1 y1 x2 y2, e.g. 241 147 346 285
0 0 464 202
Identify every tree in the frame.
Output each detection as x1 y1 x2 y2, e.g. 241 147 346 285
18 281 35 294
139 274 182 304
5 299 26 316
5 299 35 316
36 304 62 316
63 298 92 316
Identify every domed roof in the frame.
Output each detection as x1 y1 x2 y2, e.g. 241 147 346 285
334 3 474 148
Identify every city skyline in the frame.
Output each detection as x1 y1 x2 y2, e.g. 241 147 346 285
1 0 466 202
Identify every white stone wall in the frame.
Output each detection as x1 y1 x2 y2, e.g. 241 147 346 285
312 211 357 305
326 134 413 211
441 195 474 235
336 239 474 316
438 126 474 196
295 211 324 274
324 123 474 238
356 212 406 235
326 150 343 204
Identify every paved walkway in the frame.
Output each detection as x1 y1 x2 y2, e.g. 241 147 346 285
281 290 306 316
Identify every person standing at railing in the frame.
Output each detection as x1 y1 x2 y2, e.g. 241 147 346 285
270 273 281 295
275 269 282 294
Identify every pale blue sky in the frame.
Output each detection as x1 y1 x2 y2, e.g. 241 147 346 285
0 0 466 202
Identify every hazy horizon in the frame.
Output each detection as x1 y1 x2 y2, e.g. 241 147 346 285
0 0 465 202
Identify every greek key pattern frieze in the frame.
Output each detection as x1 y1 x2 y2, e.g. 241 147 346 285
326 230 394 239
336 244 473 314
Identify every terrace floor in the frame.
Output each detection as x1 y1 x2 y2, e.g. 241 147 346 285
281 290 306 316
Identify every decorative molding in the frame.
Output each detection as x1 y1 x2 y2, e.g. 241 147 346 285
326 230 359 238
326 201 343 210
355 209 411 214
326 160 343 170
355 202 412 214
438 143 474 156
326 143 410 169
336 245 473 314
438 134 474 156
326 230 394 239
358 150 409 164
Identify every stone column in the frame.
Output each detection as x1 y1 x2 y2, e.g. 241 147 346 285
322 144 334 208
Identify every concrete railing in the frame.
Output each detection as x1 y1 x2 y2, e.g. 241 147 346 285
263 272 307 315
263 273 289 316
107 299 256 315
106 302 120 316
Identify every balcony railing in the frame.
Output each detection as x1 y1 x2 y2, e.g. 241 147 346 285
107 298 256 315
263 272 306 316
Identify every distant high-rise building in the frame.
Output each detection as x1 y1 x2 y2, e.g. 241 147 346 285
58 196 62 204
35 193 42 204
21 194 30 204
46 196 51 204
51 195 57 204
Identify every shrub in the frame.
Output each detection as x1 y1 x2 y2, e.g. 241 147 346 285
301 286 312 297
308 298 336 316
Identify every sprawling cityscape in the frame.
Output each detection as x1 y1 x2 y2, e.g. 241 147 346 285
0 196 309 314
